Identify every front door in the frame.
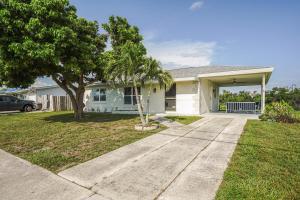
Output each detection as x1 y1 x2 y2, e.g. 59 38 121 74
165 84 176 111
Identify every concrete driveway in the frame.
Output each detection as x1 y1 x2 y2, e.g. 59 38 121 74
58 116 248 200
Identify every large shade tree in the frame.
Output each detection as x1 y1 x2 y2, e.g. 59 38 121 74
0 0 107 119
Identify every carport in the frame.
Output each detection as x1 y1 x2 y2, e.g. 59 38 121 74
198 67 273 114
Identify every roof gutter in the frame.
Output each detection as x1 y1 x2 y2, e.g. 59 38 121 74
197 67 274 78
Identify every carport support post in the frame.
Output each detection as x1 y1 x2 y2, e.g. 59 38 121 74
198 79 202 114
261 74 266 113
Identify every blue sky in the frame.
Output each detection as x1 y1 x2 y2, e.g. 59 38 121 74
37 0 300 89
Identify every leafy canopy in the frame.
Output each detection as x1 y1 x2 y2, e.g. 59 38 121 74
0 0 107 88
103 16 147 86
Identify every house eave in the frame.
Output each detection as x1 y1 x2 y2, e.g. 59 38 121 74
197 67 273 79
173 77 197 82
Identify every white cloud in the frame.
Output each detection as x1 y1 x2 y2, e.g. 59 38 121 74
142 30 157 41
31 39 217 86
145 40 216 69
189 1 204 11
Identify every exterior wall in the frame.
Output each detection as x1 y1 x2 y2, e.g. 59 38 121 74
25 92 37 101
84 84 165 114
141 84 165 114
84 87 133 112
199 79 213 114
31 81 216 115
175 81 199 115
211 83 219 112
83 81 212 115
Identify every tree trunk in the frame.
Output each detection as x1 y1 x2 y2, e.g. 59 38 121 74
145 83 152 124
133 78 146 126
63 86 85 120
52 75 85 120
73 88 85 120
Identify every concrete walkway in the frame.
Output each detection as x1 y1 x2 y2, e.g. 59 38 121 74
58 116 248 200
150 115 184 128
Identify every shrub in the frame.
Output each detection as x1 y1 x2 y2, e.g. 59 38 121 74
259 101 298 123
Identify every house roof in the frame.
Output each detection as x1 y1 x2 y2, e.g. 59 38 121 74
8 66 273 91
34 85 60 90
167 66 269 79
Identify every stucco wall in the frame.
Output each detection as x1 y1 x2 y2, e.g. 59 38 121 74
83 81 214 115
142 84 165 114
200 79 213 114
176 81 199 115
32 81 216 115
84 87 129 112
84 84 165 114
211 84 219 112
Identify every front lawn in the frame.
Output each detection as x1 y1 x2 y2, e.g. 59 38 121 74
0 112 164 173
165 115 201 125
216 119 300 199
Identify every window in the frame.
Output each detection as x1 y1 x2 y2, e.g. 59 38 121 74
93 88 106 102
124 87 141 105
9 96 18 102
0 96 10 102
100 89 106 101
165 84 176 111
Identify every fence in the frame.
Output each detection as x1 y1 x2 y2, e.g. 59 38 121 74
52 96 73 111
226 102 258 113
37 95 73 111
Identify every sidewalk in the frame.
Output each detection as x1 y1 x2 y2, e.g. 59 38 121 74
0 149 95 200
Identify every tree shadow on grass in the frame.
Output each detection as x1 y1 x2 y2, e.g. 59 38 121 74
43 112 138 123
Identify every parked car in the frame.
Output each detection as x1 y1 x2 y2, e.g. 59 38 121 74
0 95 36 112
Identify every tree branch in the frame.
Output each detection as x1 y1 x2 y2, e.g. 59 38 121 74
52 74 76 101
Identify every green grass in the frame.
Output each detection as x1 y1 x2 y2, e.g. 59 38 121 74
294 111 300 119
0 111 164 173
165 115 201 125
216 119 300 200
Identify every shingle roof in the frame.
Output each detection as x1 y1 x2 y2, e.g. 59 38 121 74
167 66 267 79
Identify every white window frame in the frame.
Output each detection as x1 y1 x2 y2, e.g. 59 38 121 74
124 87 141 105
93 88 106 102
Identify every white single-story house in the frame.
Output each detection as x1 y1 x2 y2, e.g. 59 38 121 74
16 66 273 114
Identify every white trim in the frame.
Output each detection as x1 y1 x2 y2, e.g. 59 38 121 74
173 77 197 82
197 67 274 78
92 87 107 102
123 87 141 106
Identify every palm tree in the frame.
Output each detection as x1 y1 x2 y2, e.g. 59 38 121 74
105 41 147 125
142 58 173 124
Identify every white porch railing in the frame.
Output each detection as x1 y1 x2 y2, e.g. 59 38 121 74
226 102 259 113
